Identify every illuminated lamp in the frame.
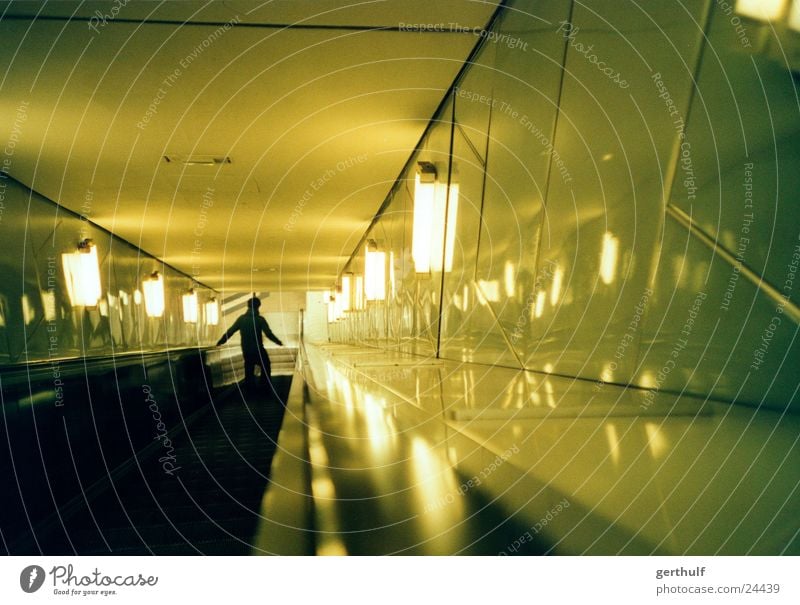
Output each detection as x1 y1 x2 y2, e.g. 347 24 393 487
412 162 437 273
205 298 219 326
61 239 102 307
364 242 386 301
341 274 352 311
182 288 198 323
735 0 787 21
142 271 165 318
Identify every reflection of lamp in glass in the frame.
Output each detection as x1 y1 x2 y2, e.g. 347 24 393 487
412 162 436 273
182 288 198 323
205 298 219 326
790 1 800 30
550 266 563 306
365 242 386 301
534 290 546 318
504 261 516 298
735 0 787 21
21 294 35 324
388 253 396 298
354 275 364 310
431 180 458 272
325 290 336 322
61 239 102 307
42 291 56 321
600 232 619 285
333 289 345 320
142 272 165 318
341 274 352 312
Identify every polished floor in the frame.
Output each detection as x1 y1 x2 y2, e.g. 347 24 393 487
300 343 799 555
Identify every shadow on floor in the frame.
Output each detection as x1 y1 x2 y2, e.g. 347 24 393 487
20 376 292 555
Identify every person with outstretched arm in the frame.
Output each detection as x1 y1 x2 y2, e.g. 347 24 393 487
216 296 283 389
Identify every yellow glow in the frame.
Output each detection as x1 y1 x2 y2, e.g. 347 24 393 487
133 289 142 305
341 275 351 311
601 363 614 383
430 181 458 272
504 261 516 298
388 253 396 297
98 298 109 317
142 272 165 318
534 290 546 318
325 290 336 322
411 437 462 524
639 371 656 389
600 231 619 285
365 246 386 301
550 266 563 306
462 284 469 312
205 299 219 326
182 289 198 323
21 294 35 325
412 164 436 273
605 423 621 466
354 275 364 310
645 422 669 459
363 393 392 456
333 291 346 320
735 0 787 21
311 476 336 500
790 1 800 29
42 291 56 321
445 182 458 272
476 280 500 304
61 240 102 307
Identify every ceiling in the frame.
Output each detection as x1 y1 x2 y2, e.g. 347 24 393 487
0 0 499 292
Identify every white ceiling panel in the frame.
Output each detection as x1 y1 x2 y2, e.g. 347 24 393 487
0 0 499 291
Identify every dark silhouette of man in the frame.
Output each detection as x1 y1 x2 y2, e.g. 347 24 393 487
217 296 283 388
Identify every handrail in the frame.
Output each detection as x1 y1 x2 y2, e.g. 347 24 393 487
250 347 314 555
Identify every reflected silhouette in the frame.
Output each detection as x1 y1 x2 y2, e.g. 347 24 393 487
217 295 283 389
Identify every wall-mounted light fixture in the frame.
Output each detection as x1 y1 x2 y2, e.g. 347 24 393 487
365 241 386 301
142 271 165 318
412 162 437 274
205 298 219 326
61 239 102 307
182 288 198 323
412 162 458 274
